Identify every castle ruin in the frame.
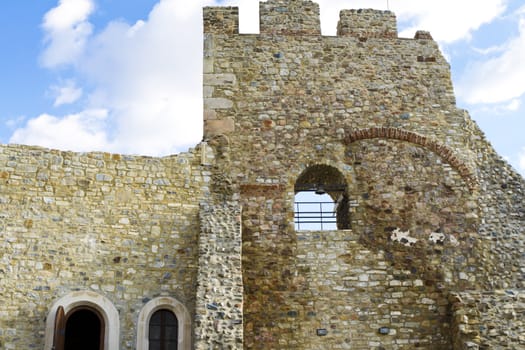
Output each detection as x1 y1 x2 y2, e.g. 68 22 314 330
1 1 524 349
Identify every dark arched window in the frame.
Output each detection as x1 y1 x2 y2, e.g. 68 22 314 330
149 309 178 350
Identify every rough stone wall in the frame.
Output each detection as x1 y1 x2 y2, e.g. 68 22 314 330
0 144 209 349
260 0 321 36
291 231 451 349
473 140 525 290
347 138 478 288
0 1 524 349
203 0 524 348
195 200 243 349
450 290 525 349
337 9 397 39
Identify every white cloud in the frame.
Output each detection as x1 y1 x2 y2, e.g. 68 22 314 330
40 0 95 67
9 109 110 152
18 0 213 155
505 99 521 111
456 13 525 104
43 0 94 30
310 0 506 41
233 0 507 41
74 0 211 155
50 79 83 106
391 0 506 43
470 98 524 116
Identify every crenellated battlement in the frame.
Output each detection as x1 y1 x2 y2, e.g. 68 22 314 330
204 1 404 40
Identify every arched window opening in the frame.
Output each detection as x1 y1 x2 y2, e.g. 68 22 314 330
294 165 350 231
149 309 179 350
136 297 191 350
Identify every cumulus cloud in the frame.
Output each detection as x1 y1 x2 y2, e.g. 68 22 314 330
16 0 214 155
456 13 525 104
10 109 110 152
50 79 83 106
40 0 95 67
390 0 506 43
73 0 209 155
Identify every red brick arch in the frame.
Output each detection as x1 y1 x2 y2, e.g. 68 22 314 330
345 127 477 190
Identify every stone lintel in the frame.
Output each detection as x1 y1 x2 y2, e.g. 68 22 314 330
204 98 234 109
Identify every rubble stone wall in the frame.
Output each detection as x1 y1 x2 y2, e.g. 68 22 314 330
0 1 524 349
204 0 525 348
195 200 243 349
0 144 209 349
450 290 525 349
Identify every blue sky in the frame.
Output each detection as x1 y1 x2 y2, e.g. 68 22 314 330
0 0 524 176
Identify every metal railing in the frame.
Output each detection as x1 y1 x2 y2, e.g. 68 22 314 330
294 201 336 231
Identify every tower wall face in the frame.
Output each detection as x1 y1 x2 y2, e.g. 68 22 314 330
203 0 525 348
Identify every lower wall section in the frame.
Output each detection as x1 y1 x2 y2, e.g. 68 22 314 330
0 145 207 349
243 228 453 349
292 230 452 349
450 290 525 349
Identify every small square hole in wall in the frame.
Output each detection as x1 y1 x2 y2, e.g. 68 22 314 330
316 328 328 336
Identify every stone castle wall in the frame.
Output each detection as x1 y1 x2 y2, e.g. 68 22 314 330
203 0 524 348
450 290 525 349
0 144 210 349
0 0 524 349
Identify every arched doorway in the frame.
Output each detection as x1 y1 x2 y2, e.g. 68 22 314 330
45 291 120 350
64 307 104 350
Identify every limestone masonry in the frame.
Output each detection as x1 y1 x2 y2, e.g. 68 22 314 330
1 1 524 349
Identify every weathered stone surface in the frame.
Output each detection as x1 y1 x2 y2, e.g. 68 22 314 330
1 1 524 349
450 291 525 349
203 1 524 349
0 145 210 349
204 118 235 137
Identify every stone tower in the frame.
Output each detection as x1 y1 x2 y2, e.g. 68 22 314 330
203 0 525 348
0 1 523 349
